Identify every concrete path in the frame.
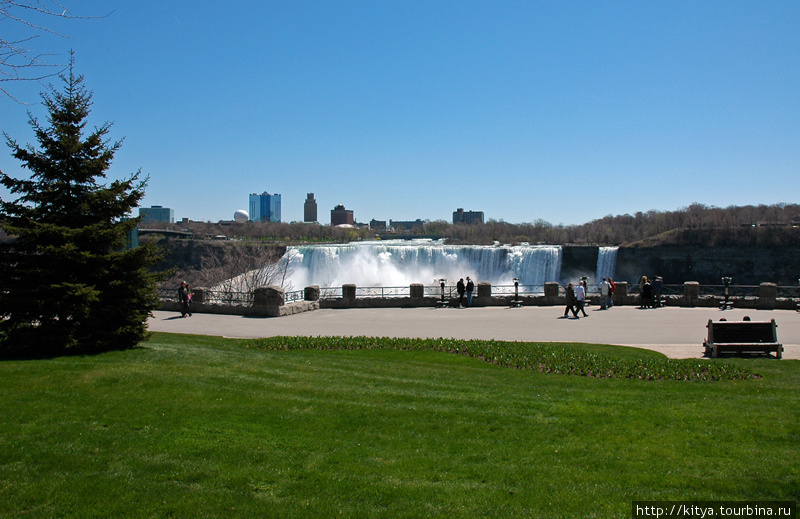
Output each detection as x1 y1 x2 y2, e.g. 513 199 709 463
148 305 800 360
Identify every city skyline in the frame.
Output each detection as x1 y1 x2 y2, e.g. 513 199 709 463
1 2 798 225
148 193 485 226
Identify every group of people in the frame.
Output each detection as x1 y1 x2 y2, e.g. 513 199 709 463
562 277 617 318
638 275 664 308
178 280 193 318
455 277 475 307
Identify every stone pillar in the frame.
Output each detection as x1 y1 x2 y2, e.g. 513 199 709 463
342 284 357 300
254 286 285 307
544 282 560 305
304 285 320 301
410 283 424 299
614 282 627 305
759 282 777 309
477 281 491 298
192 287 205 304
684 281 700 307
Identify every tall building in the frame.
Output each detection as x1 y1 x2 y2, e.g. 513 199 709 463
249 192 281 222
304 193 318 223
139 205 174 224
453 208 484 225
331 204 354 226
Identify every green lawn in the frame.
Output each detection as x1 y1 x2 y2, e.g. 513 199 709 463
0 333 797 518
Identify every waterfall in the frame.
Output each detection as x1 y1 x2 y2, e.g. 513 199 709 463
283 240 562 290
596 247 618 282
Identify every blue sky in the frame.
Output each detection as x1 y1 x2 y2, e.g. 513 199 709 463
2 1 798 225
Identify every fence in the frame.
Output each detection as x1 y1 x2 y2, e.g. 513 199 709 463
633 284 761 297
158 281 800 312
157 286 253 305
353 286 412 298
285 290 305 304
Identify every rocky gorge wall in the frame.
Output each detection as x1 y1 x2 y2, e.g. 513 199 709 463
152 238 287 273
615 245 800 286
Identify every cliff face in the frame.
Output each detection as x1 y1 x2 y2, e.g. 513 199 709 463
616 245 800 285
560 246 599 282
153 239 287 273
518 244 800 286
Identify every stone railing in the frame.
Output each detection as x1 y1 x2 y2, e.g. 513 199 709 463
159 281 800 317
159 285 318 317
318 281 798 310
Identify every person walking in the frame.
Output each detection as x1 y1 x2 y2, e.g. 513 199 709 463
456 278 466 308
575 280 588 317
563 282 578 318
465 277 475 307
178 280 192 318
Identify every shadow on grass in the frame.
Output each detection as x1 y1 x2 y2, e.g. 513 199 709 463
0 344 149 362
0 325 152 361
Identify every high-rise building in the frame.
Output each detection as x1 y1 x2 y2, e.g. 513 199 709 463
452 208 484 225
249 192 281 222
139 205 174 224
304 193 318 223
331 204 354 226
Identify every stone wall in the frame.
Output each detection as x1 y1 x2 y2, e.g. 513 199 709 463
160 280 798 316
160 299 318 317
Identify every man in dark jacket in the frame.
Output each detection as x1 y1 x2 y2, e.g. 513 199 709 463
456 278 466 307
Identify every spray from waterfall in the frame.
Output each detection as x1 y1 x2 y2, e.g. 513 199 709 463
283 240 562 290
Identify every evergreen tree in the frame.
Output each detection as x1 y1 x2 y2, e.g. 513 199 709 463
0 55 164 355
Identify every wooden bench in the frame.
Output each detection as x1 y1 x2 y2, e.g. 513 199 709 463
703 319 783 359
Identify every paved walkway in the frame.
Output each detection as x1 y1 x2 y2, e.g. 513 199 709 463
148 304 800 360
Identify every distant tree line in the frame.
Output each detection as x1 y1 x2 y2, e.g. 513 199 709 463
154 203 800 247
431 203 800 246
149 221 372 244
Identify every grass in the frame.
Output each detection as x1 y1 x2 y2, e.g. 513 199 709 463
0 333 798 518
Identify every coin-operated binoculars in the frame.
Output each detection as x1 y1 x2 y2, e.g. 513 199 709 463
720 276 734 310
436 278 449 308
510 277 523 308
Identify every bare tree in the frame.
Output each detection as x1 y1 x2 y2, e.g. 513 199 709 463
1 1 106 101
189 243 294 304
